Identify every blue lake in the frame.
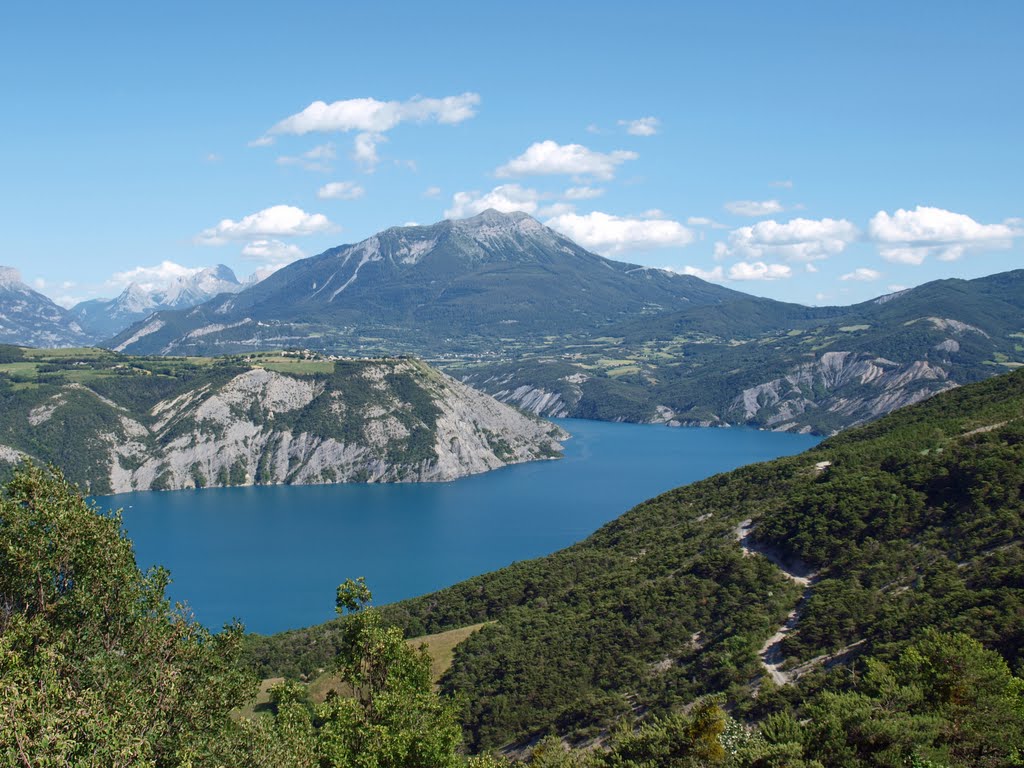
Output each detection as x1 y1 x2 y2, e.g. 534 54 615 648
102 420 818 635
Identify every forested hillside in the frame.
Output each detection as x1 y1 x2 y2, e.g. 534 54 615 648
247 368 1024 765
0 346 564 493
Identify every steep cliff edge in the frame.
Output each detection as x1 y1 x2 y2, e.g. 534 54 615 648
0 349 566 494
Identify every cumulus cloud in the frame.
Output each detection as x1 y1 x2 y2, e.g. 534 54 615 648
109 261 206 292
544 211 695 255
714 217 858 263
267 93 481 136
240 239 306 265
496 140 638 181
564 186 604 200
868 205 1018 264
423 186 442 198
724 199 785 217
538 202 576 218
196 205 334 244
840 267 882 282
352 132 386 169
444 184 541 219
618 117 660 136
727 261 792 280
318 181 365 200
255 93 480 168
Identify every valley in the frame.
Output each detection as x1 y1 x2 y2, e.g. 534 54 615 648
245 367 1024 759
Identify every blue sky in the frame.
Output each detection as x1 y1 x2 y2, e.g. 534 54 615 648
2 1 1021 307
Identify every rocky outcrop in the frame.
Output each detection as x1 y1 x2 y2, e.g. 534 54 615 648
725 352 957 433
9 360 566 494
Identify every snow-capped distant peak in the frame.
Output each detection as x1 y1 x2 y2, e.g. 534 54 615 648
0 266 24 287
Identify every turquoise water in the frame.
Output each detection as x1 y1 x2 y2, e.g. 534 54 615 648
104 420 818 634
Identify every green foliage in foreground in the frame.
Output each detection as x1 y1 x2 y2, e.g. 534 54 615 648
247 369 1024 762
0 465 490 767
0 462 252 766
5 371 1024 766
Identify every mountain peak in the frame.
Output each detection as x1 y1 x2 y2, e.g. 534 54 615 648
453 208 539 230
0 266 24 287
200 264 240 284
463 208 534 224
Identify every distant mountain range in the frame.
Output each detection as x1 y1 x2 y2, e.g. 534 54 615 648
107 209 741 355
0 267 89 348
465 268 1024 433
4 211 1023 435
68 264 244 339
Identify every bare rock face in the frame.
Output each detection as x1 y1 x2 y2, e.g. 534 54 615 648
79 360 566 493
725 352 957 434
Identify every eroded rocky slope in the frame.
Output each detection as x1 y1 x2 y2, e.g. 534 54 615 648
0 352 565 494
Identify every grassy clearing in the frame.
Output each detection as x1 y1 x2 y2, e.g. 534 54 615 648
22 347 114 359
0 362 41 374
232 677 285 720
236 622 491 720
257 360 336 375
607 365 641 377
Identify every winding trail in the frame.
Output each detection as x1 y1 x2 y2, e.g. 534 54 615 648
734 519 818 685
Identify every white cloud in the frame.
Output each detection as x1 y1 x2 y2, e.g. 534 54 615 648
110 261 205 292
196 205 334 244
204 153 222 164
352 132 387 170
318 181 365 200
868 205 1017 264
805 263 819 273
673 265 725 281
687 216 729 229
267 93 481 136
538 202 576 218
444 184 541 219
257 93 480 170
496 140 638 181
769 180 793 188
727 261 792 280
585 123 601 134
276 142 336 172
618 116 660 136
423 186 442 198
714 217 858 263
544 211 695 255
240 239 306 265
724 199 785 217
563 186 604 200
840 267 882 282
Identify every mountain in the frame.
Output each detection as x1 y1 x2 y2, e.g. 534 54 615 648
101 212 1024 435
70 264 243 339
247 367 1024 758
0 266 89 347
107 210 746 355
463 269 1024 433
0 347 565 494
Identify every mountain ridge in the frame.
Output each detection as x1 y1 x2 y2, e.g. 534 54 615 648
107 210 745 355
0 347 566 494
0 266 89 348
69 264 244 339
